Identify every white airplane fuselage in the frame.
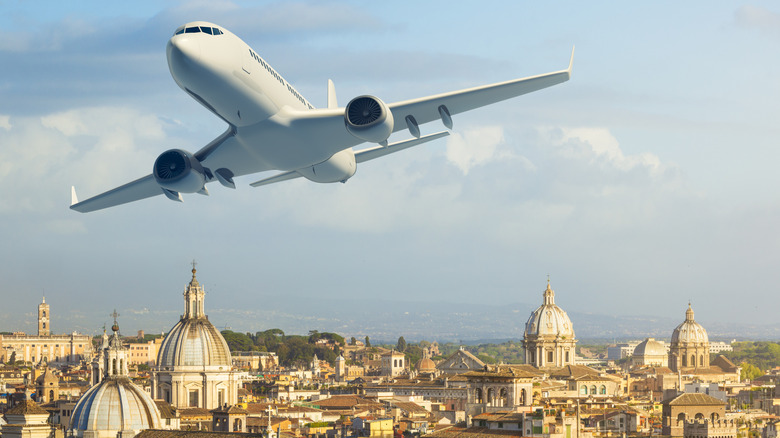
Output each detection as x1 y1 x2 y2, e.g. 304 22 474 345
167 22 357 182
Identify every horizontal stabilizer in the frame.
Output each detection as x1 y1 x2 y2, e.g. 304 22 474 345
355 131 450 163
249 170 303 187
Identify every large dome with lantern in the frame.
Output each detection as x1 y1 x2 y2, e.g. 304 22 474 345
522 280 577 368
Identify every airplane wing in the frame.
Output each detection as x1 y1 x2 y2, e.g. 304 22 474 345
387 47 574 132
70 127 237 213
275 48 574 158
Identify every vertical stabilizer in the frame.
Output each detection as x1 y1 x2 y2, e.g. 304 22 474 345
327 79 338 109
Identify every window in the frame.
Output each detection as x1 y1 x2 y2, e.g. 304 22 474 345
600 385 607 395
547 351 553 363
581 386 588 395
189 390 199 407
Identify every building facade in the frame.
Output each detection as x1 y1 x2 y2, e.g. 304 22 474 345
522 280 577 368
0 298 92 365
669 304 710 373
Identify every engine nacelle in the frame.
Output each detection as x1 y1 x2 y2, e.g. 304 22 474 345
344 95 394 143
153 149 207 194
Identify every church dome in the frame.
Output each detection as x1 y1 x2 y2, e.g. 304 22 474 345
671 304 708 345
416 357 436 373
634 338 665 356
156 267 232 369
70 378 162 433
524 281 575 339
70 319 162 437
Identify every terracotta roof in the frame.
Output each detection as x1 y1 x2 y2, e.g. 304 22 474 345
135 430 265 438
461 365 539 379
667 393 725 406
472 411 524 422
548 365 601 379
311 395 382 410
154 400 177 419
178 407 212 417
4 399 50 416
211 405 248 414
389 401 428 414
426 426 524 438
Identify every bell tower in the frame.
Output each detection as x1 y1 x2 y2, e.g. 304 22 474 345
38 297 50 336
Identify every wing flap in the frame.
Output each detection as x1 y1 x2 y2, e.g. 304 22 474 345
70 174 162 213
355 131 450 163
249 170 303 187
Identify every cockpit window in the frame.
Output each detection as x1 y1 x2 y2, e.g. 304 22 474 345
175 26 223 36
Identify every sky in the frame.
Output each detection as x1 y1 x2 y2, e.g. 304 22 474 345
0 1 779 338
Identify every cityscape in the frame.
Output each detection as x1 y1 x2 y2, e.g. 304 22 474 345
2 2 780 438
0 267 775 438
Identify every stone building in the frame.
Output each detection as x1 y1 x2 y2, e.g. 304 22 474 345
462 365 538 416
522 280 577 368
436 347 485 375
381 350 406 377
0 298 93 365
152 266 240 410
669 304 710 373
662 392 726 437
1 397 54 438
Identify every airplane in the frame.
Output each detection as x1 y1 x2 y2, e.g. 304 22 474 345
70 21 573 213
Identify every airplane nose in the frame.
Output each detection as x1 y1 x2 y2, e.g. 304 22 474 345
167 36 201 69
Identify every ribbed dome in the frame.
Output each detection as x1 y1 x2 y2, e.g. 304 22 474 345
634 338 666 356
71 319 161 437
70 378 161 433
671 304 708 344
157 318 231 367
156 267 232 368
416 357 436 373
524 281 575 338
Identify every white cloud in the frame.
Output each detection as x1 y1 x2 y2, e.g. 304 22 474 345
543 126 665 176
444 126 534 175
0 115 11 130
0 107 167 214
735 5 780 35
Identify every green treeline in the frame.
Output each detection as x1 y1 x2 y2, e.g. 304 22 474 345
720 341 780 379
220 329 345 368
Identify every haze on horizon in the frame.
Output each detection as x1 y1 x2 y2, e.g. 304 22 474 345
0 1 779 336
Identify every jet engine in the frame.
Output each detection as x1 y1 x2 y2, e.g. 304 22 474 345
153 149 207 193
344 95 394 143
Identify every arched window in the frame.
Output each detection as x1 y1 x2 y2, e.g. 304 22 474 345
677 413 686 422
711 413 719 422
112 358 117 375
600 385 607 395
565 351 570 363
499 388 508 407
691 355 696 367
475 388 483 403
581 385 588 395
695 413 704 420
590 385 597 395
682 355 687 367
233 418 242 431
43 311 46 317
520 388 527 405
700 355 704 366
487 388 495 405
49 389 54 401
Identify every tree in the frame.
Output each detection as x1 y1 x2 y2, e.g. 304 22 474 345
397 336 407 352
365 336 371 347
8 351 16 365
350 337 357 345
741 362 764 381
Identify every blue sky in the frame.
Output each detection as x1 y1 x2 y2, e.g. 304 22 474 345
0 1 778 338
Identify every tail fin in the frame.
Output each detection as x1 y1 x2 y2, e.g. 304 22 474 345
327 79 338 109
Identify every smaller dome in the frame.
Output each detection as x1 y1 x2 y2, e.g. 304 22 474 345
70 378 162 434
671 304 709 345
416 357 436 373
634 338 666 357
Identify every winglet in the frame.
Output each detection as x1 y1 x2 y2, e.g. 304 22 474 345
567 46 575 75
327 79 338 109
71 186 78 206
